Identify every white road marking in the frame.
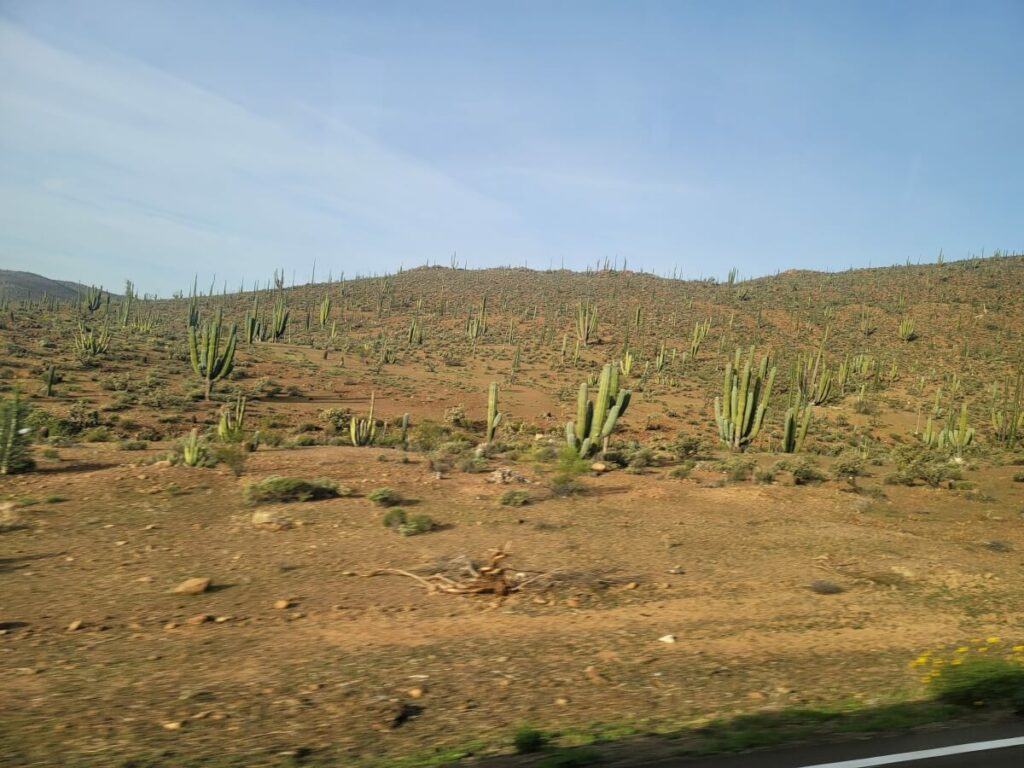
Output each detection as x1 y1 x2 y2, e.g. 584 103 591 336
796 735 1024 768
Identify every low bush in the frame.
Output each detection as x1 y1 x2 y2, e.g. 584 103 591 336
245 476 342 504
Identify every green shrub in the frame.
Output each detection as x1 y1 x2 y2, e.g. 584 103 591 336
929 657 1024 707
245 476 341 504
549 473 585 497
118 439 148 451
368 486 402 506
398 513 435 536
513 725 546 754
669 460 695 479
500 489 531 507
719 456 754 481
382 508 408 528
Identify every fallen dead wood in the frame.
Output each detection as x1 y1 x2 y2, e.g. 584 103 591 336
368 544 552 596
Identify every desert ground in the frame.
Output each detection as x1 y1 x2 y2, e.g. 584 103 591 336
1 256 1023 767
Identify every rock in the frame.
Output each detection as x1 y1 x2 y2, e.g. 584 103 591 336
407 687 424 699
808 579 844 595
252 510 292 531
186 614 211 626
66 619 83 632
585 665 607 684
658 634 677 644
591 462 608 473
487 468 524 484
172 577 211 595
274 599 293 610
162 721 183 730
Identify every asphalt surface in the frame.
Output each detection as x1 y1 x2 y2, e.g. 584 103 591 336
658 721 1024 767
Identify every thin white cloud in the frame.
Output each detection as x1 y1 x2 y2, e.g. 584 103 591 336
0 19 528 292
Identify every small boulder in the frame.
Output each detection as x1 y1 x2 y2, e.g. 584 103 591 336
251 510 293 531
172 577 212 595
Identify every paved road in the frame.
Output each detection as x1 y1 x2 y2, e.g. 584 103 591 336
657 722 1024 768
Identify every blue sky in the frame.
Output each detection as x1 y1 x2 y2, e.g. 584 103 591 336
1 1 1021 295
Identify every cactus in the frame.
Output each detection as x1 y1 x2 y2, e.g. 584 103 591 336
217 395 247 442
898 315 917 341
188 308 237 400
120 280 135 327
43 364 57 397
319 292 332 328
350 392 377 446
781 405 811 453
653 341 668 373
619 348 634 376
486 382 503 444
244 294 262 343
714 347 777 451
574 300 597 346
940 402 974 457
408 317 423 345
565 363 631 457
82 285 105 313
399 413 410 446
0 391 34 475
180 428 207 467
990 371 1023 446
270 296 289 342
793 349 833 406
74 323 110 359
689 318 711 357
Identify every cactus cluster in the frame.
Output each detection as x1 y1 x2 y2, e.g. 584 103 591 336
565 363 631 457
188 308 237 400
350 393 378 446
714 347 776 451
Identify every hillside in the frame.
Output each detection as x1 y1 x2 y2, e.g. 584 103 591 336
0 269 100 301
1 254 1023 768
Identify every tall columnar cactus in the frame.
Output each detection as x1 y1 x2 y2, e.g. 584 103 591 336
565 363 631 457
793 349 834 406
574 300 597 346
43 365 57 397
0 391 34 475
486 382 503 444
120 280 135 327
319 292 332 328
350 392 377 447
714 347 777 451
991 371 1023 446
619 348 634 376
781 405 811 453
244 294 262 344
188 308 237 400
83 285 105 313
940 402 975 457
689 318 711 357
271 296 289 342
218 394 247 442
74 323 110 359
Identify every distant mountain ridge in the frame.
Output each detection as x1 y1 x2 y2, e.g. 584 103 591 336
0 270 104 301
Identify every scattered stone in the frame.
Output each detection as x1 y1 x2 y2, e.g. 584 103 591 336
585 665 607 684
252 510 293 531
162 721 183 730
658 634 677 644
554 696 569 706
407 687 424 699
66 619 83 632
172 577 211 595
186 614 212 626
808 579 844 595
274 599 293 610
667 565 686 575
